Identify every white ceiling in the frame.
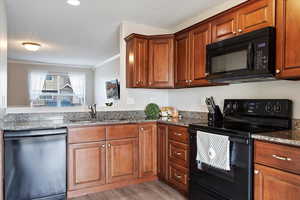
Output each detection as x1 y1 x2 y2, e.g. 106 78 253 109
6 0 228 66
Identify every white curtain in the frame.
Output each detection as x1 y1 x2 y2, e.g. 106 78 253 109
28 71 47 103
69 73 86 104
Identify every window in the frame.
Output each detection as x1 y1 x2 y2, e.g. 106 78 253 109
29 71 86 107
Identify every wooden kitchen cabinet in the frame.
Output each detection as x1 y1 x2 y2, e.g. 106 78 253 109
125 34 148 88
106 138 139 183
254 140 300 200
148 35 174 88
68 142 106 191
157 124 168 182
237 0 275 34
139 124 157 177
189 23 213 87
254 164 300 200
276 0 300 79
211 11 238 42
175 32 190 88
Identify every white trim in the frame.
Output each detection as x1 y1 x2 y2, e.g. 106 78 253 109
8 59 94 69
94 54 120 68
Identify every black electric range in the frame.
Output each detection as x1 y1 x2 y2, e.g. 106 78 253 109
189 99 292 200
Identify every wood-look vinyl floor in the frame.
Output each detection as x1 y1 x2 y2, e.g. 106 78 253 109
70 181 187 200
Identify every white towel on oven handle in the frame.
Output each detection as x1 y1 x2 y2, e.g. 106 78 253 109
196 131 231 171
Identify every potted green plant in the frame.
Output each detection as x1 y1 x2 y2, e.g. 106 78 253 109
144 103 160 119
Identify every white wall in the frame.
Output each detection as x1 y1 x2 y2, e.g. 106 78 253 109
94 57 120 106
118 21 171 110
7 61 95 107
0 0 7 109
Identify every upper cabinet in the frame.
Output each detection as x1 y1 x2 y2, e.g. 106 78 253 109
125 34 148 88
237 0 275 34
125 34 175 88
149 35 174 88
212 0 274 43
189 23 213 87
211 12 238 42
276 0 300 79
175 32 190 88
125 0 286 89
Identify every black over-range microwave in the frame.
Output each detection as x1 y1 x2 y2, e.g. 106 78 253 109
206 27 276 83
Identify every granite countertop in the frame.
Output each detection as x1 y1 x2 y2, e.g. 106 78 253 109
0 117 205 131
252 130 300 147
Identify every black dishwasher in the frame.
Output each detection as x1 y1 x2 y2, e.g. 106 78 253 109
4 128 67 200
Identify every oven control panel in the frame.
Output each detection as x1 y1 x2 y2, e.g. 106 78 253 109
224 99 292 118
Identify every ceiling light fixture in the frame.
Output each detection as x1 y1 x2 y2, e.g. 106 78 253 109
67 0 80 6
22 42 41 52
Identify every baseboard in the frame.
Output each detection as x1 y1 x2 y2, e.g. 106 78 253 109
67 176 158 199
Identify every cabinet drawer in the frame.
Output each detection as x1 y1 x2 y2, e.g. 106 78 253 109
68 126 106 144
168 164 188 192
255 140 300 175
106 124 138 140
168 140 189 167
168 126 189 144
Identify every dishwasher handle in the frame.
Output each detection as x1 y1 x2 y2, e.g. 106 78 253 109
4 128 67 139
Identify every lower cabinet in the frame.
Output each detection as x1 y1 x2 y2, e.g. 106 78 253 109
106 138 139 183
254 140 300 200
67 123 157 198
254 164 300 200
157 124 168 181
68 142 106 191
139 124 157 177
157 124 189 195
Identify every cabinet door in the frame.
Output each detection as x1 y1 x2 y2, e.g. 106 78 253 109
211 12 237 42
157 124 168 182
139 124 157 177
254 164 300 200
237 0 275 34
189 23 213 87
276 0 300 78
68 142 106 191
134 38 149 87
149 37 174 88
126 38 136 88
175 32 190 88
107 138 138 183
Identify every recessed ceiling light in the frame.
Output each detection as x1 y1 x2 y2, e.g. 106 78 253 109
67 0 80 6
22 42 41 52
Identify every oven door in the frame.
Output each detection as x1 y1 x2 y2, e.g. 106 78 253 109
206 41 254 80
189 129 253 200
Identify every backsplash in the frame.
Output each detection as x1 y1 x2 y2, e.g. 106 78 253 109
2 110 208 123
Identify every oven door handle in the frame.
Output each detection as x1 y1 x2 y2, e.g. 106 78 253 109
247 43 254 70
229 137 249 144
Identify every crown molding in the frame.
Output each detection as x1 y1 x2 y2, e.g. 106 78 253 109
8 59 94 69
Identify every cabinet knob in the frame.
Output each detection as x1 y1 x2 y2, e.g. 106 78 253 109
149 82 152 85
185 80 188 83
189 80 192 83
238 29 243 33
205 72 209 76
175 174 182 179
254 170 259 174
233 31 237 35
276 69 281 74
101 144 106 148
176 152 182 156
108 144 111 148
141 127 144 131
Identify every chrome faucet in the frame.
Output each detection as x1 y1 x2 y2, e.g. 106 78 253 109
88 104 97 119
